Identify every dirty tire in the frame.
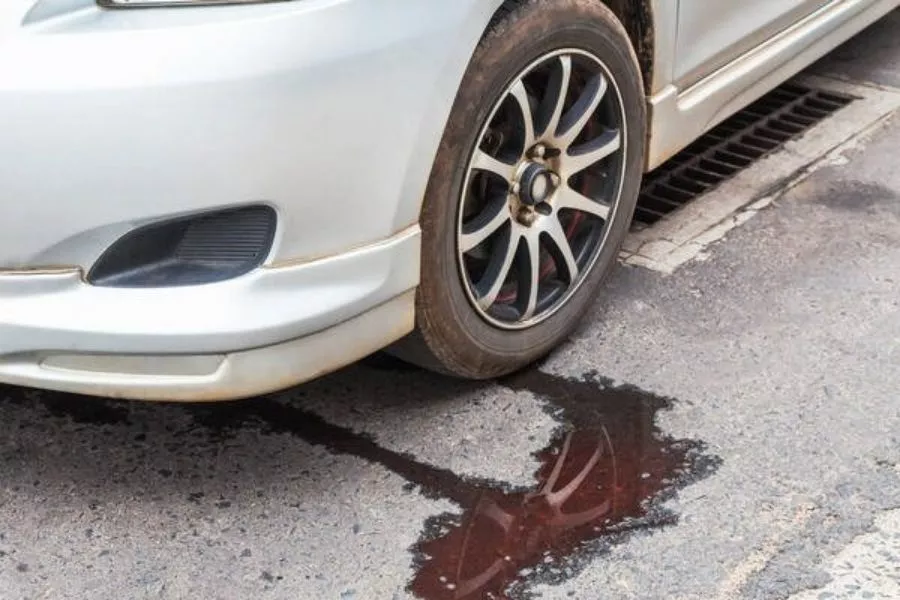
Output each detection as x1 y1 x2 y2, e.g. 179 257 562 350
390 0 646 378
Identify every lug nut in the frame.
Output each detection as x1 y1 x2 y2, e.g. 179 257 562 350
512 182 521 195
517 207 537 226
532 144 546 159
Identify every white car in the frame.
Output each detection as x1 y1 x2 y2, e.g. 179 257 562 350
1 0 896 401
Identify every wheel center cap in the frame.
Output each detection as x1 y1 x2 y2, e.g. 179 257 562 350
518 163 557 206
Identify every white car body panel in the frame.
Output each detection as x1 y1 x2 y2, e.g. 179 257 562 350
0 0 490 268
0 0 896 400
673 0 831 89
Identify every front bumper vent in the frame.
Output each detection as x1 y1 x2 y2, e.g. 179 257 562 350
88 205 276 288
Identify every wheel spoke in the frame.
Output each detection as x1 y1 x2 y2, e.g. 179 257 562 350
555 74 608 150
509 80 537 150
565 129 621 176
460 196 512 252
536 55 572 140
555 185 611 221
471 148 516 181
544 217 579 283
475 229 520 310
519 231 542 320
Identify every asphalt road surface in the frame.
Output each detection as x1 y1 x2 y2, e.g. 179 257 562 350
2 12 900 600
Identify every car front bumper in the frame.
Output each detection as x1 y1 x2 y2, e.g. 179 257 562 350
0 227 420 401
0 0 491 399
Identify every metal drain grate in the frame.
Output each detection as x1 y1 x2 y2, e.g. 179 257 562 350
633 83 857 227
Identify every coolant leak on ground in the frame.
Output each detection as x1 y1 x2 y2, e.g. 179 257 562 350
408 370 719 599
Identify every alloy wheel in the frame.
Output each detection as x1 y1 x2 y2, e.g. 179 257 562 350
457 49 627 330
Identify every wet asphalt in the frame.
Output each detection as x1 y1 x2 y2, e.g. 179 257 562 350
2 11 900 600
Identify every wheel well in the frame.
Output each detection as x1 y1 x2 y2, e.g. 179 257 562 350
602 0 654 93
488 0 655 94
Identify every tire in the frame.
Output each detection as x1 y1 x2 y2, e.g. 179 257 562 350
391 0 646 378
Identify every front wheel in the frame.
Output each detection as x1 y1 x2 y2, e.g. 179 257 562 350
394 0 646 378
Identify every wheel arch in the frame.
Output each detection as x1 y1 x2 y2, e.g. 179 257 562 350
486 0 657 95
602 0 656 95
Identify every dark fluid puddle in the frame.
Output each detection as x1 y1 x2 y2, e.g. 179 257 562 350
3 362 718 600
407 370 718 600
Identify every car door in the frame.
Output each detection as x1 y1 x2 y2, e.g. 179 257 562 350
674 0 833 89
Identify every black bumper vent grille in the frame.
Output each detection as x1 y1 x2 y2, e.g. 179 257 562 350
89 205 277 288
634 83 856 227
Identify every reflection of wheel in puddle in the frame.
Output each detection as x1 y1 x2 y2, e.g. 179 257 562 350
416 428 618 599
